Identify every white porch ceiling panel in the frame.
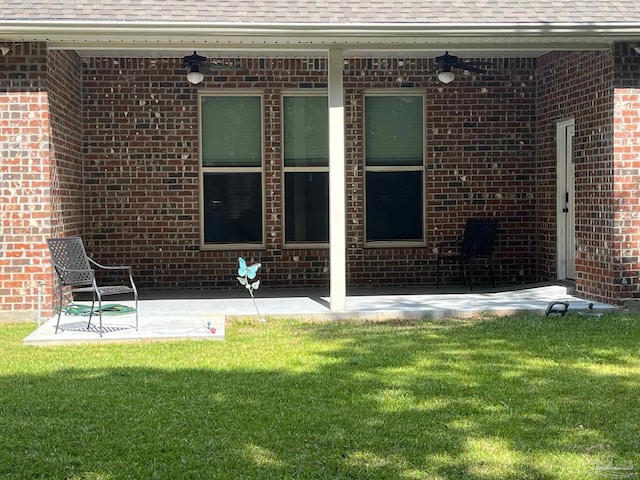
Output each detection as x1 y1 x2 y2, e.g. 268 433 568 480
1 21 640 58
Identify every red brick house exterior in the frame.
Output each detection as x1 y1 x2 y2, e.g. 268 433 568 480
1 2 640 321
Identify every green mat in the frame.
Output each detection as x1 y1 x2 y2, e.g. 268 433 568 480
62 303 136 316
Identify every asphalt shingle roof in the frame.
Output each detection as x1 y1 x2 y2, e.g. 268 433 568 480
1 0 639 24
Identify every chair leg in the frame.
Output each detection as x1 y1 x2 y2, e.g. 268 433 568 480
86 296 96 330
134 293 138 331
97 293 103 338
55 288 63 334
460 259 467 287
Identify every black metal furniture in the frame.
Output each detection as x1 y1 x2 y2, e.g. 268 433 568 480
436 218 498 290
47 237 138 337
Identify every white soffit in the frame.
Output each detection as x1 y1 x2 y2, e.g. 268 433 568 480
1 21 639 58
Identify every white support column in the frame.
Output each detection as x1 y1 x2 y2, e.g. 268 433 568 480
328 49 346 311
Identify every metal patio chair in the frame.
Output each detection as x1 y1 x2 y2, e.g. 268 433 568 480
436 218 498 290
47 236 138 337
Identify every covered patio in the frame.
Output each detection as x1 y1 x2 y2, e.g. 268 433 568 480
23 282 614 345
1 1 640 323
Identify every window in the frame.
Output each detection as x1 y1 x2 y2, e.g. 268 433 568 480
200 94 263 247
282 94 329 244
364 94 424 243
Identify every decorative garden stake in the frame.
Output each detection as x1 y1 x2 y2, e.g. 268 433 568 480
236 257 264 323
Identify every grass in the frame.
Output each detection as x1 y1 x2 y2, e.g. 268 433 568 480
1 313 639 479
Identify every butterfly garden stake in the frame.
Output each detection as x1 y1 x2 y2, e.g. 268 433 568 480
236 257 264 323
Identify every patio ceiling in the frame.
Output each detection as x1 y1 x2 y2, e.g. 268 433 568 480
2 21 640 59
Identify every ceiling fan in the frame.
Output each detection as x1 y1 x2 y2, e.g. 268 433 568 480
434 51 488 83
181 51 244 84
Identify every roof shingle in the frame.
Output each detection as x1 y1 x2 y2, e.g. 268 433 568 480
1 0 639 24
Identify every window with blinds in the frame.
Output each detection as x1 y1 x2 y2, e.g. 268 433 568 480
199 94 264 247
282 93 329 245
364 93 425 244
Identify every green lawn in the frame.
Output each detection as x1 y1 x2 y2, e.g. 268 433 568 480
1 313 639 479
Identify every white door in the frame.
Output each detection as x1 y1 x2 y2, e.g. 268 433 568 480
556 119 576 280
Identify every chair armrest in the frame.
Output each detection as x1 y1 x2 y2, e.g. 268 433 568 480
87 258 137 292
87 257 132 271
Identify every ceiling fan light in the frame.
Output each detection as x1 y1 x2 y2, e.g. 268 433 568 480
187 70 204 85
187 65 204 85
438 70 455 84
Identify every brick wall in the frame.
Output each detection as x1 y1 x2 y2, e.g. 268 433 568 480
0 43 51 321
535 45 640 305
0 45 83 321
2 43 636 316
46 49 85 316
345 57 538 286
80 55 538 291
48 49 84 238
536 50 616 304
612 42 640 304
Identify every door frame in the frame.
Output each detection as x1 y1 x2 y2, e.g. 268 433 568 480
556 118 576 280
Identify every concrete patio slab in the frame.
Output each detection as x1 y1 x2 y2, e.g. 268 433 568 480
24 309 225 346
23 283 615 346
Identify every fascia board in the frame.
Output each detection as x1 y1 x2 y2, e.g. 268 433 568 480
0 20 639 51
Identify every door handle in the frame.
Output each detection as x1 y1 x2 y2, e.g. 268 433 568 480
562 207 569 213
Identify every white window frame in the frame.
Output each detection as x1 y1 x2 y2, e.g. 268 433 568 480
198 90 266 250
363 89 426 247
282 90 330 248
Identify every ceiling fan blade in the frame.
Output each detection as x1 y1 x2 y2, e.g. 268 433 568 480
212 62 245 71
200 61 246 74
198 63 216 75
434 51 491 75
454 62 486 73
